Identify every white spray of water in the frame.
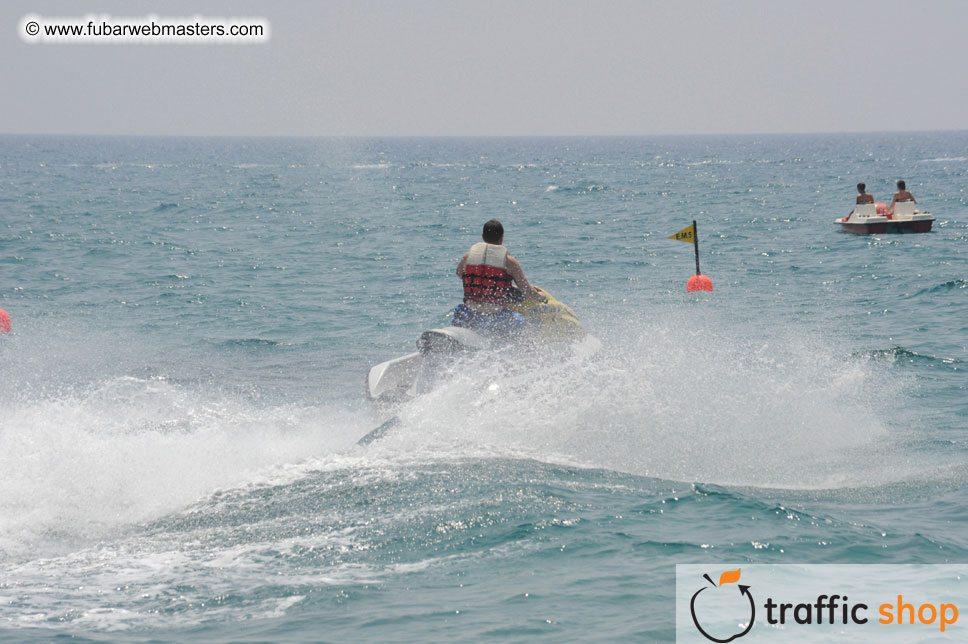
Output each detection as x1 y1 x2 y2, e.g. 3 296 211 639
369 303 923 489
0 303 928 563
0 372 375 562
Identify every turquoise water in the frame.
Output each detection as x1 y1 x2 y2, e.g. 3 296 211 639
0 133 966 642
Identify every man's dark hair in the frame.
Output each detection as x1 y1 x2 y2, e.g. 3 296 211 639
897 180 906 190
857 183 866 193
482 219 504 243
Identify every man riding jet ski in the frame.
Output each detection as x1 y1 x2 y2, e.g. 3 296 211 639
366 220 590 401
452 219 544 334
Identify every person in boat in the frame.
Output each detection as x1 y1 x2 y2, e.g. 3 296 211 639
855 183 874 204
454 219 544 334
888 180 916 213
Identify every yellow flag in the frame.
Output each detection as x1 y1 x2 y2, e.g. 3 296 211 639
668 223 696 244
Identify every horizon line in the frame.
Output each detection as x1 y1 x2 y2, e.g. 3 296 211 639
2 128 966 140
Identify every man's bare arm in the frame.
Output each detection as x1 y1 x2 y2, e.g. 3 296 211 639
506 255 543 300
456 252 469 277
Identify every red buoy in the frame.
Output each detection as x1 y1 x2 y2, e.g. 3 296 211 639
687 274 713 292
0 308 10 333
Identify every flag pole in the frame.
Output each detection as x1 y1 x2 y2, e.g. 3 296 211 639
693 220 701 275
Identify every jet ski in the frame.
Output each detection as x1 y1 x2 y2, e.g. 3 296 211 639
836 201 934 234
366 287 595 401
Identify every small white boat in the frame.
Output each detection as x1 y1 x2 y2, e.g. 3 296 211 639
836 201 934 234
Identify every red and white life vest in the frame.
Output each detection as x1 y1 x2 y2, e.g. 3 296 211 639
462 242 513 303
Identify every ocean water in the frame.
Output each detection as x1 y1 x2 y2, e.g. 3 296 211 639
0 133 966 642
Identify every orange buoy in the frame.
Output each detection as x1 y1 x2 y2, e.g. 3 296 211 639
875 202 888 215
687 274 713 292
0 308 10 333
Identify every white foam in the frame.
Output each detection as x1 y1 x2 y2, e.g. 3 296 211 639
0 302 928 568
363 304 922 490
0 374 372 562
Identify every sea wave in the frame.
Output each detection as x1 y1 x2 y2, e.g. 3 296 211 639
861 346 962 368
910 279 968 297
918 156 967 163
